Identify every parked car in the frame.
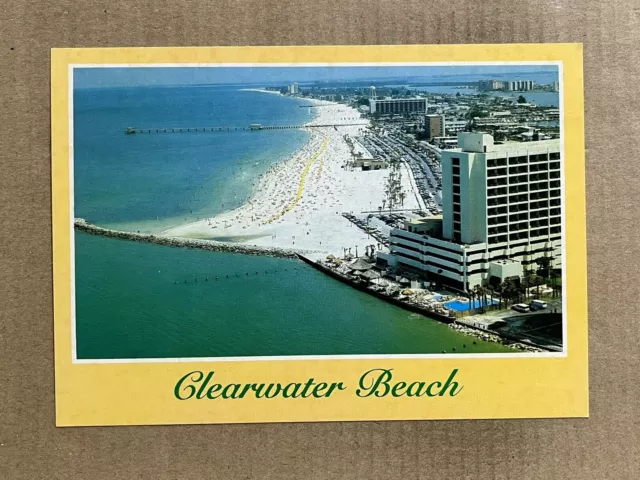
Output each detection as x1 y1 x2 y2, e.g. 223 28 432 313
529 300 548 311
511 303 530 313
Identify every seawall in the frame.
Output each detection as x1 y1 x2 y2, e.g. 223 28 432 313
74 218 302 259
297 255 550 352
297 254 455 325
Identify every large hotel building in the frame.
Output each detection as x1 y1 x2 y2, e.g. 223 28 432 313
369 98 428 115
478 79 534 92
379 132 562 291
425 114 445 139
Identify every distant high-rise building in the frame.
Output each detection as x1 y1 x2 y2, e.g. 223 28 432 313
369 98 427 115
553 81 559 92
288 83 299 94
425 114 445 139
478 80 506 92
479 79 537 92
369 86 377 99
505 80 534 92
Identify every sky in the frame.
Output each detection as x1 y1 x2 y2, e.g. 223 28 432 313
74 65 558 89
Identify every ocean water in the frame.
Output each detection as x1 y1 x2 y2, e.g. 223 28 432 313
73 85 313 232
73 84 514 358
75 232 514 358
488 91 559 107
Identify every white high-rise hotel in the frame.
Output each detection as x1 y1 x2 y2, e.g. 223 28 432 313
379 132 562 291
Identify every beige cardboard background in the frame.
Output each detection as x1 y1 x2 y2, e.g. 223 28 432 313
0 1 638 478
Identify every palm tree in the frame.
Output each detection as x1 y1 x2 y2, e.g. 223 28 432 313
469 284 482 314
479 285 489 312
487 285 498 311
467 289 475 315
549 270 560 298
500 282 509 307
537 254 552 280
473 284 487 313
501 279 518 307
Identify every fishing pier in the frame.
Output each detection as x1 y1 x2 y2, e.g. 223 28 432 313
124 122 366 135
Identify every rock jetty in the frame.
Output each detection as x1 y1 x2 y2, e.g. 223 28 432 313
449 323 544 353
74 218 302 259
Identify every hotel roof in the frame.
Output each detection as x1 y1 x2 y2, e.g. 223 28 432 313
448 132 560 156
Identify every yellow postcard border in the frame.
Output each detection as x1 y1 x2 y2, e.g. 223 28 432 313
52 44 587 426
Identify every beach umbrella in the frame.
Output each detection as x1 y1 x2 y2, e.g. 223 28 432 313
360 270 381 281
348 257 373 271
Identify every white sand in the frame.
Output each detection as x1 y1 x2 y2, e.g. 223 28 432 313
162 99 422 255
239 88 284 95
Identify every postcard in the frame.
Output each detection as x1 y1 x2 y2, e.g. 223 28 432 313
51 44 587 426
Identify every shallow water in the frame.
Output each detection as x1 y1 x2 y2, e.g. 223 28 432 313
74 85 313 232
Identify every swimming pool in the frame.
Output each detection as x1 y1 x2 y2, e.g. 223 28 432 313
444 299 498 312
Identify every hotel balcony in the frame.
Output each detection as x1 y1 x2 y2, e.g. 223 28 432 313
390 229 426 243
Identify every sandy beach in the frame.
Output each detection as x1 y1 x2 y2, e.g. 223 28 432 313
239 88 284 95
162 98 422 255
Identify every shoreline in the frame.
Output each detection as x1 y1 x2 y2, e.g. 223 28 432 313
157 96 325 236
74 218 310 259
161 98 417 256
302 255 548 353
76 93 513 347
239 87 284 95
75 218 539 353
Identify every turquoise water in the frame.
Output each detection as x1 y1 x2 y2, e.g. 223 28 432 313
73 80 514 358
74 85 313 232
75 232 514 358
445 299 499 312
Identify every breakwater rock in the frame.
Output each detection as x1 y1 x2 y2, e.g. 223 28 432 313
449 322 545 353
74 218 302 259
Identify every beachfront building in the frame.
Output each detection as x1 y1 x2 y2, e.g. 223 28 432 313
479 80 534 92
507 80 534 91
478 80 506 92
288 83 299 95
378 132 562 291
445 120 468 135
425 114 445 140
352 158 388 171
369 98 428 115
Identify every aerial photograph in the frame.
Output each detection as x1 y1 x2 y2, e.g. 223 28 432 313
72 64 564 359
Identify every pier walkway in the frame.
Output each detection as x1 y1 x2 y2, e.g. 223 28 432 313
124 122 367 135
